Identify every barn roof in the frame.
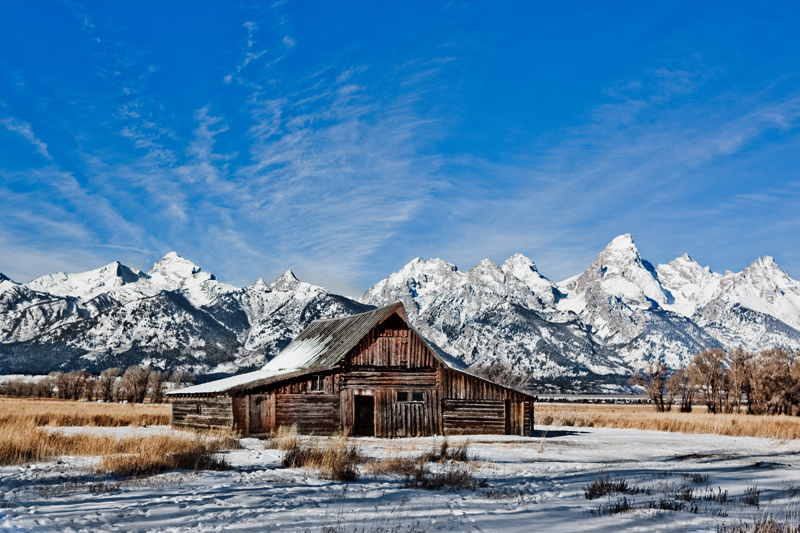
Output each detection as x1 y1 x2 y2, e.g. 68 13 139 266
168 302 439 396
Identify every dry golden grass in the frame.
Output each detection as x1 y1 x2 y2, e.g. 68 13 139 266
0 416 239 469
97 438 229 478
264 424 301 451
0 399 239 477
0 397 170 427
535 403 800 440
281 433 361 481
363 455 422 477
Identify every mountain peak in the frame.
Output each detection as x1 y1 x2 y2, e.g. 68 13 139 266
604 233 638 255
279 270 300 283
562 234 670 308
269 269 304 291
149 252 202 278
0 273 13 283
502 253 541 275
401 257 458 273
750 256 780 271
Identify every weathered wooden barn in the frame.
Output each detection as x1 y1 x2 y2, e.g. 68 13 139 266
167 303 534 437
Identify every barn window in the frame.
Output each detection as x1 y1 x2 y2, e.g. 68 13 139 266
196 404 202 415
310 375 324 392
396 391 424 402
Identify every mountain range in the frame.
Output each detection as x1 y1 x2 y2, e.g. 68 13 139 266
2 235 798 391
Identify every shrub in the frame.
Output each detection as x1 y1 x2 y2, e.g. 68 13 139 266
364 456 422 477
584 472 630 500
403 461 486 492
421 438 471 463
281 435 361 482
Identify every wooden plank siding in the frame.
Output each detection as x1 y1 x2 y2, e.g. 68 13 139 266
439 367 533 436
274 394 341 435
172 396 234 430
344 315 438 368
442 399 505 435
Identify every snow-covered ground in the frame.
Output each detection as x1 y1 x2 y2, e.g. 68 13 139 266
1 426 798 532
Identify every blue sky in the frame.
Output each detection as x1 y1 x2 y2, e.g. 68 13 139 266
1 1 798 297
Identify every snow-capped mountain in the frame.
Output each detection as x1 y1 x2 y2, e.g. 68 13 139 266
362 234 800 387
1 237 798 389
0 253 370 375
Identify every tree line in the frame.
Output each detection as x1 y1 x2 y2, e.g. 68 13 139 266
630 347 799 415
0 366 195 403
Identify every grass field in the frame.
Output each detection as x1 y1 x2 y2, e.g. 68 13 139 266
535 403 800 439
0 397 170 427
0 398 237 474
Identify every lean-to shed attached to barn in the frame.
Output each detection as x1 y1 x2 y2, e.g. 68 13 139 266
167 303 534 437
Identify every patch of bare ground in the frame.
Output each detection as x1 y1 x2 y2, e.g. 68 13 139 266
535 404 800 439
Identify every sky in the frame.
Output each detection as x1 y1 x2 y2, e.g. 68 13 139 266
1 1 798 297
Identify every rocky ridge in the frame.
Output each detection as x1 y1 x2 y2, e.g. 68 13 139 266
1 236 798 390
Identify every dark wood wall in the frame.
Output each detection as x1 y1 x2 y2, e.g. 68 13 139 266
237 370 341 435
344 314 438 368
172 396 234 430
339 370 441 437
275 394 341 435
439 368 533 436
442 399 505 435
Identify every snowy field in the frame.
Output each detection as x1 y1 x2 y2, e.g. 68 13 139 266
1 425 798 532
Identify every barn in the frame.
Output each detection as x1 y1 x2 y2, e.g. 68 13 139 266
167 303 534 437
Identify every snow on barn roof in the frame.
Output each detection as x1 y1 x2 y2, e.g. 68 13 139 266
168 303 438 396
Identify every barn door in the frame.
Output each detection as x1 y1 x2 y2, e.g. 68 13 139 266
249 395 266 433
504 400 524 435
354 396 375 437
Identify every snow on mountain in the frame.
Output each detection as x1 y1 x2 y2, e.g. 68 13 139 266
361 256 627 387
0 256 371 375
143 252 237 307
1 239 797 387
26 261 142 301
656 254 722 316
558 234 671 312
502 254 560 309
363 234 799 383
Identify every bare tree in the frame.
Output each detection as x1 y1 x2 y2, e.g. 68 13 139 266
790 351 800 417
759 348 796 415
726 346 754 413
35 376 57 398
50 372 69 400
170 369 196 389
98 367 122 402
688 349 727 414
121 365 150 403
65 370 90 401
629 360 673 412
667 367 694 412
148 369 168 403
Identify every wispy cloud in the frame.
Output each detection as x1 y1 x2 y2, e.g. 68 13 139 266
425 63 800 280
2 3 796 293
1 118 52 159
